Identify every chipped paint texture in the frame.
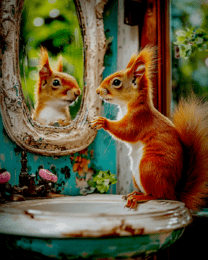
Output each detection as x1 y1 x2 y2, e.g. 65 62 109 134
0 0 117 195
0 154 5 162
0 195 192 237
0 110 116 196
0 0 108 155
0 229 185 259
0 195 191 258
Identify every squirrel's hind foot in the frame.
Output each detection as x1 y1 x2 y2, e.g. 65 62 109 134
125 194 154 209
122 191 143 200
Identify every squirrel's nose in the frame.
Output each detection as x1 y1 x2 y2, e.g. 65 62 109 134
74 89 81 97
96 88 100 95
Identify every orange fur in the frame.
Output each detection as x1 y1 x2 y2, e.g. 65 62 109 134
55 55 63 72
32 48 81 126
91 45 208 211
39 46 51 69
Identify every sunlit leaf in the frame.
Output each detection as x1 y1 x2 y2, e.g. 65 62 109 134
175 30 186 36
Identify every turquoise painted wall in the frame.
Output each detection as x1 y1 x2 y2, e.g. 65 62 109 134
0 0 118 196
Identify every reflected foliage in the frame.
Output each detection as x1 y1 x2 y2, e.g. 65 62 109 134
19 0 83 119
171 0 208 106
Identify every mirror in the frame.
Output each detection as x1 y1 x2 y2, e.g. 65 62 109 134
20 0 84 124
0 0 107 155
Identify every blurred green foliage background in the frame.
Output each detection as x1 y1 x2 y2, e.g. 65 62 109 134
19 0 208 115
19 0 83 118
171 0 208 106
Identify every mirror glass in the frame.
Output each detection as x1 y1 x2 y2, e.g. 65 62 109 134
0 0 105 155
19 0 84 126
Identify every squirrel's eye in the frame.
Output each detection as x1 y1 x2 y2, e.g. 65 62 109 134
112 79 121 87
53 79 60 87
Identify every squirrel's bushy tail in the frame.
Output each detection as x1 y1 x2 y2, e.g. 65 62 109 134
173 95 208 211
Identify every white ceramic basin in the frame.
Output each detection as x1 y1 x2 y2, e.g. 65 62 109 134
0 194 192 259
0 194 191 237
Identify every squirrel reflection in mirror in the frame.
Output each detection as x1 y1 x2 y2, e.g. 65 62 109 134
91 45 208 211
32 47 81 126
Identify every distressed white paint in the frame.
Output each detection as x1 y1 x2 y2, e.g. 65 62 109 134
116 0 139 194
117 0 139 71
0 195 192 237
0 0 107 155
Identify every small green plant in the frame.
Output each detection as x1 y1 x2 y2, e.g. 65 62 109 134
87 170 117 194
174 28 208 59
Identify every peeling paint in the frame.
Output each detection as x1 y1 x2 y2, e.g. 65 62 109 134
0 0 117 197
159 232 172 245
0 230 185 259
46 243 53 248
2 128 10 144
33 155 39 162
0 195 191 238
0 154 5 162
76 177 86 188
0 0 105 156
60 166 71 179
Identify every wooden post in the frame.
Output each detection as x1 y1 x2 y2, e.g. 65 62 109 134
140 0 171 118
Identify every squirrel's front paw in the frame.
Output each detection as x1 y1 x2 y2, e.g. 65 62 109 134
90 117 107 130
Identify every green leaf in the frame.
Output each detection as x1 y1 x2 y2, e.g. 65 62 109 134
104 184 109 193
97 184 105 193
174 27 208 59
186 30 194 39
195 37 204 44
195 28 206 36
87 170 117 194
187 27 195 33
186 50 192 57
179 47 187 59
87 179 96 188
104 179 110 185
176 36 186 43
175 30 186 37
87 187 96 193
111 179 118 185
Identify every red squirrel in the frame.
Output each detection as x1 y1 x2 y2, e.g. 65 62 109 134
91 45 208 211
32 47 81 126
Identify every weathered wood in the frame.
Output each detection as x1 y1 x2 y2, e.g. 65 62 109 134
116 0 139 195
0 0 107 156
140 0 171 118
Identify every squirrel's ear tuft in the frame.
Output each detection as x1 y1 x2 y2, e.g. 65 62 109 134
134 61 145 77
55 55 63 72
126 54 137 69
39 47 52 78
127 46 157 79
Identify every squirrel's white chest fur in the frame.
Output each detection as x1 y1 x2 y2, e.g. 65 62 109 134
35 99 69 125
117 104 145 192
126 142 145 193
38 106 67 124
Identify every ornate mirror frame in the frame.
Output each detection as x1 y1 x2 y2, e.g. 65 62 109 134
0 0 107 156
